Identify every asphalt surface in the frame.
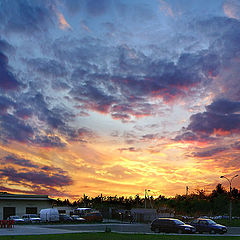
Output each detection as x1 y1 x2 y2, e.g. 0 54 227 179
1 223 240 236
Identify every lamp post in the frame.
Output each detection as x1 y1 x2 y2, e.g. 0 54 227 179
144 189 150 208
220 174 238 221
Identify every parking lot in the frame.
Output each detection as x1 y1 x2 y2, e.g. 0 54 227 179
1 223 240 236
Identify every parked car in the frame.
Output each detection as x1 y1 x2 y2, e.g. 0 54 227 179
59 214 73 223
22 214 41 223
71 215 86 222
40 208 59 222
151 218 196 234
190 218 227 234
7 216 24 223
83 212 103 222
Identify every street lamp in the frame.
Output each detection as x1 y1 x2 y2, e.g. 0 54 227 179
144 189 150 208
220 174 239 221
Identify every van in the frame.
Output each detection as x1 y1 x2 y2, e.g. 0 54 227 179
40 208 59 222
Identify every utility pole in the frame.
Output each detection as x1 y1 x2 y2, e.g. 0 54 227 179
186 186 189 196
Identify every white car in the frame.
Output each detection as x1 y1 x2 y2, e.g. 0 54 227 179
22 214 41 223
71 215 86 222
7 216 24 223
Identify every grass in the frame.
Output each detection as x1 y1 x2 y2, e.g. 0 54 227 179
1 233 240 240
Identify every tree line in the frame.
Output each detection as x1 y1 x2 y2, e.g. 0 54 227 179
53 184 240 217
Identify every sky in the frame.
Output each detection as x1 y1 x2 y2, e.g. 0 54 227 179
0 0 240 199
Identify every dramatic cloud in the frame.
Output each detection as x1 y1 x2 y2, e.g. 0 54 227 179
0 167 72 187
187 112 240 135
206 99 240 114
32 135 66 148
175 98 240 147
118 147 139 153
1 0 240 198
192 147 227 158
231 141 240 150
3 155 39 168
0 96 15 114
0 0 56 34
0 52 20 91
223 0 240 20
27 58 68 78
0 114 34 143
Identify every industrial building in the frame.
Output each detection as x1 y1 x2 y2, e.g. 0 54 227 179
0 192 53 219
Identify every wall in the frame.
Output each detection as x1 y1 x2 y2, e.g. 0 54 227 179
0 200 52 219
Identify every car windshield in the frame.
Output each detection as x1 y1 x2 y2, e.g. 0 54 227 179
173 219 185 225
12 216 20 219
29 214 38 218
206 219 217 225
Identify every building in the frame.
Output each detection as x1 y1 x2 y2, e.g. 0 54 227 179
0 192 53 219
131 207 174 222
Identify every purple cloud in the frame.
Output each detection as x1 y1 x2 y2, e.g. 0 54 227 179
0 0 56 35
118 147 139 152
188 112 240 135
27 58 68 78
231 141 240 150
206 99 240 114
0 114 34 143
0 167 73 187
3 155 39 168
192 147 227 158
32 135 66 148
0 52 20 91
0 96 15 114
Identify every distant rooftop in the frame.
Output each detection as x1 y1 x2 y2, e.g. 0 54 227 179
0 192 52 201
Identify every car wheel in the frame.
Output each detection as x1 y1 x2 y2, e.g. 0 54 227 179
154 228 160 233
178 229 183 234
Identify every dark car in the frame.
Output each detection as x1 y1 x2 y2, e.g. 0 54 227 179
151 218 196 234
59 214 73 223
190 218 227 234
83 212 103 222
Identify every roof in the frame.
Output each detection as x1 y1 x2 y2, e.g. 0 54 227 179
0 192 52 201
131 208 157 214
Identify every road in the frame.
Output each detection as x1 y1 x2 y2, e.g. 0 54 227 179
1 223 240 236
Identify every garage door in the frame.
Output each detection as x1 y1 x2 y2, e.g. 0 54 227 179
3 207 16 220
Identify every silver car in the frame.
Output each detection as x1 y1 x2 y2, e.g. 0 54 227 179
22 214 41 223
7 216 24 223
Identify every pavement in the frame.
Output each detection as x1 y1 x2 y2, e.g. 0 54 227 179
1 223 240 236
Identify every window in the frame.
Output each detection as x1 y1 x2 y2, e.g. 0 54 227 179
26 207 37 214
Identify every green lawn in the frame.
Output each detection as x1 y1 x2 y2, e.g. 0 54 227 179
1 233 240 240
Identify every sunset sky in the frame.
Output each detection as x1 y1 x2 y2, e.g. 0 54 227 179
1 0 240 199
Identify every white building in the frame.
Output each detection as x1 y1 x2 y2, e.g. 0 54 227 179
0 192 53 219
